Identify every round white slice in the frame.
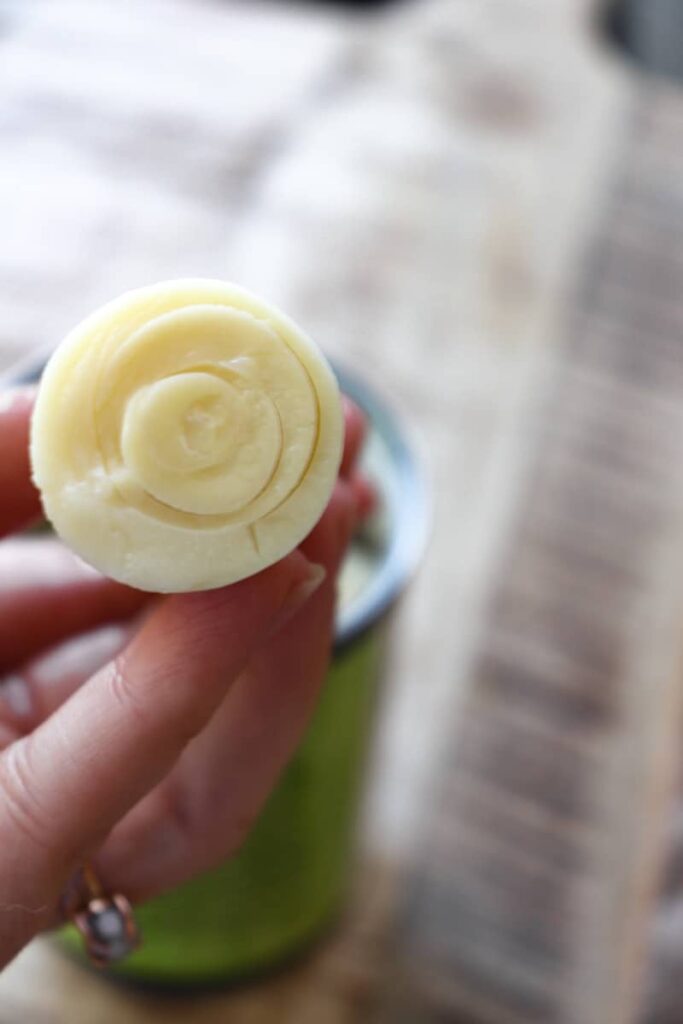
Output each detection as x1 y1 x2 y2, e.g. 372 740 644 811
30 279 343 592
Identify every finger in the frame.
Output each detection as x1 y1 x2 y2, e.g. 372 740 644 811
0 479 359 741
91 483 356 901
299 478 357 577
0 539 150 672
0 624 134 744
0 387 42 537
350 472 378 523
0 476 369 741
0 551 323 959
340 397 366 479
0 473 363 744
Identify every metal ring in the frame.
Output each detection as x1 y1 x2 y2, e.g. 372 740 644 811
68 862 141 968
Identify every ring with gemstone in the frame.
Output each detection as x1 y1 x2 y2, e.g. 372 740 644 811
69 862 141 968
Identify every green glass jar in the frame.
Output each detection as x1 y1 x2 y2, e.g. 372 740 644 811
12 361 426 987
78 630 386 984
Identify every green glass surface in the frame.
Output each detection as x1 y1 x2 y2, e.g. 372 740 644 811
59 629 384 984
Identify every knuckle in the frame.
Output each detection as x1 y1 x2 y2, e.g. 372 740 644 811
106 655 150 730
163 781 196 844
0 739 50 853
168 782 260 872
108 652 207 754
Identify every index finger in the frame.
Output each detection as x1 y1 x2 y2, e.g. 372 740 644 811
0 387 42 537
0 549 321 964
0 539 151 673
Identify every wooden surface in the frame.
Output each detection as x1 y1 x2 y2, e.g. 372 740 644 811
380 87 683 1024
1 1 683 1022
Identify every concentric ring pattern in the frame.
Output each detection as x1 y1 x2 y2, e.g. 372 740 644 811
31 280 343 592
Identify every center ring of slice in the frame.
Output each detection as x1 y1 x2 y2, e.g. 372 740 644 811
121 371 281 517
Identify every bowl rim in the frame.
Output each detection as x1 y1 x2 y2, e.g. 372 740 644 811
332 361 429 651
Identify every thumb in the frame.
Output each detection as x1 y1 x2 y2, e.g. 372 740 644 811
0 550 323 965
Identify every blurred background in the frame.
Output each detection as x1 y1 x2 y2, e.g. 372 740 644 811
1 1 683 1022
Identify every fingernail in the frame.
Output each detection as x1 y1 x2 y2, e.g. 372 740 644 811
271 562 326 634
0 385 37 415
0 674 33 724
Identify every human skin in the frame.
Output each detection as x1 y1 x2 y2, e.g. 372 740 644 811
0 386 371 970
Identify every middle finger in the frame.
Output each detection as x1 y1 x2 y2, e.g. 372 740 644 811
0 539 150 672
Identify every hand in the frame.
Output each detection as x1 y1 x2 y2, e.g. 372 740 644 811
0 385 371 969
